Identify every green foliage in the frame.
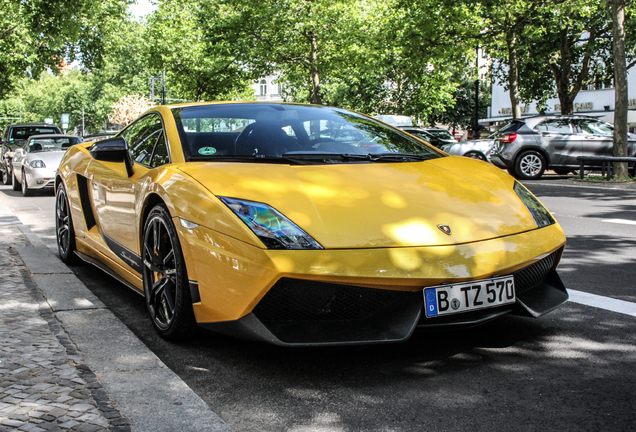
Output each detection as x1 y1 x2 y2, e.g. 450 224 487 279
146 0 254 102
0 0 130 98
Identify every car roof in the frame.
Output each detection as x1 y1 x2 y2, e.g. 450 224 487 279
7 123 61 129
519 114 600 128
28 134 80 139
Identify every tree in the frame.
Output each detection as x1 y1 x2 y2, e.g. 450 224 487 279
381 0 490 120
203 0 371 105
482 0 546 119
0 0 129 98
146 0 254 102
612 0 629 178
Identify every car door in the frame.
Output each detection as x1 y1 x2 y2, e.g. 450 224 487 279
534 119 579 165
11 144 28 181
576 119 614 159
89 113 164 265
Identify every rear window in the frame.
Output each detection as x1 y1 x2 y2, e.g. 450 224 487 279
10 127 60 142
27 137 81 152
498 121 524 134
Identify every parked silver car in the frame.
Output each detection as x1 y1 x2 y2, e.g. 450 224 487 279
441 122 522 161
489 115 636 179
10 134 81 196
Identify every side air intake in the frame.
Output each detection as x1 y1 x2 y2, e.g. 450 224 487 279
76 175 96 230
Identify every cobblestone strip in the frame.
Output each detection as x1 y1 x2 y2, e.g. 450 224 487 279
0 246 130 432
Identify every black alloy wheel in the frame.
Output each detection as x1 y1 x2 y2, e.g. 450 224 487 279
142 204 198 340
21 170 32 196
55 183 79 264
513 150 546 180
11 171 20 191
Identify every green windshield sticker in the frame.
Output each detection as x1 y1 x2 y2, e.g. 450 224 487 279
198 147 217 155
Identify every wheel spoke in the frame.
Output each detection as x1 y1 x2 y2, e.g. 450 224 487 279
162 249 174 267
143 259 162 273
153 220 161 256
162 279 175 313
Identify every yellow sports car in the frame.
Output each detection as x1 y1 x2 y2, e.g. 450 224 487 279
55 102 568 345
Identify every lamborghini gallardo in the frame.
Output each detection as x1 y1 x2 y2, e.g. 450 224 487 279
55 102 568 345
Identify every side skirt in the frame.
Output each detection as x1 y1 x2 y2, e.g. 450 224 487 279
74 251 145 297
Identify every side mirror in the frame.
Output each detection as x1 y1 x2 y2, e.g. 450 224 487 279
89 137 134 177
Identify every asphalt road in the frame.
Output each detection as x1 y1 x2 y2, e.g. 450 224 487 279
2 178 635 432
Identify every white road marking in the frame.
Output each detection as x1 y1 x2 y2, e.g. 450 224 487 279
568 289 636 317
601 219 636 225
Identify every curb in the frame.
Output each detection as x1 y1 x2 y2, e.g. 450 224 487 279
0 198 233 432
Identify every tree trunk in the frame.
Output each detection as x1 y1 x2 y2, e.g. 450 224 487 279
557 29 574 114
308 32 321 105
507 28 522 119
551 28 593 116
612 0 629 178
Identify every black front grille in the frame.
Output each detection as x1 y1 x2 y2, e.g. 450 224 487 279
513 249 560 294
253 278 406 324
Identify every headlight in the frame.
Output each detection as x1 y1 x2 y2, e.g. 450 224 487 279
219 197 323 250
30 160 46 168
514 182 555 228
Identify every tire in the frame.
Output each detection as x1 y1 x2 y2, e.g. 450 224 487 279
464 151 487 161
55 183 80 264
21 170 33 196
513 151 546 180
11 170 20 191
2 163 11 185
142 204 198 340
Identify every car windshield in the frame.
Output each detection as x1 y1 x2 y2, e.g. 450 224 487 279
172 104 442 164
425 128 454 140
27 137 80 153
10 127 59 142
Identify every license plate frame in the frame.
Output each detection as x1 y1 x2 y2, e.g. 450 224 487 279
424 275 516 318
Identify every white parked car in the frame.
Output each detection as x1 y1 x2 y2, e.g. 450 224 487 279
441 138 496 161
11 134 81 196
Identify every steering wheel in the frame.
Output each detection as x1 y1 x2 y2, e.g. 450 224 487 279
234 123 258 155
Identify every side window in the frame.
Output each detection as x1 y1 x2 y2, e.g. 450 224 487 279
150 133 170 168
579 120 613 136
535 120 575 134
120 114 164 167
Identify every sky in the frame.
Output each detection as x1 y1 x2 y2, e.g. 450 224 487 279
128 0 158 17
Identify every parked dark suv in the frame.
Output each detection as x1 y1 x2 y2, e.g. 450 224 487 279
1 123 62 185
489 115 636 179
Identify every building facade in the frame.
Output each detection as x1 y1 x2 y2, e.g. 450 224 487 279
251 75 284 102
488 69 636 132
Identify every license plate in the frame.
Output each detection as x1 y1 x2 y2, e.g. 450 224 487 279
424 276 515 317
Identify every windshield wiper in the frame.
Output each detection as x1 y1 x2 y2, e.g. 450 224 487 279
188 154 315 165
366 153 434 162
281 152 434 163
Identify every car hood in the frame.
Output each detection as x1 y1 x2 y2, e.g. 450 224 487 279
27 150 66 167
178 157 538 249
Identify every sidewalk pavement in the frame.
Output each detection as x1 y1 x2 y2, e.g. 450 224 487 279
0 202 233 431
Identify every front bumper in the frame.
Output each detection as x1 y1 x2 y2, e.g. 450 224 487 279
25 167 56 189
177 222 567 345
200 249 567 346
